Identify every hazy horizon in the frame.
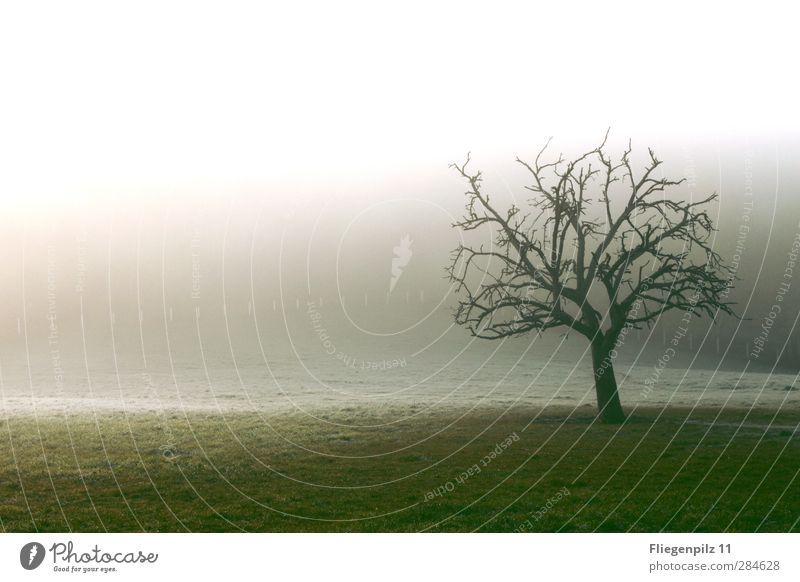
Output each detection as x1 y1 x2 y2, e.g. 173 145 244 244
2 2 800 410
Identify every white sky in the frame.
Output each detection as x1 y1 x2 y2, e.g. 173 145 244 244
0 0 796 209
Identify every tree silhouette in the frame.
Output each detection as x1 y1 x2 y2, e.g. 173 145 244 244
447 133 735 423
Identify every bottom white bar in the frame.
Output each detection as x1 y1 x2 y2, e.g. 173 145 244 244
0 533 796 581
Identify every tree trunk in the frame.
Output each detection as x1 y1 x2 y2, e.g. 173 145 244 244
590 338 626 424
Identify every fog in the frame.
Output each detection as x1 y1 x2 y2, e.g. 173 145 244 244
1 2 798 391
1 136 798 380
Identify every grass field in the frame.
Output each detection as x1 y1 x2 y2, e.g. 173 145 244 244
1 405 798 532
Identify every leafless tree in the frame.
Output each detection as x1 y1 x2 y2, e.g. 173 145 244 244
446 133 735 423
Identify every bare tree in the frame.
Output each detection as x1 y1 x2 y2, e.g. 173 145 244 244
447 133 735 423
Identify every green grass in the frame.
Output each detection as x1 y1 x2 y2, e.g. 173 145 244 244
1 405 798 532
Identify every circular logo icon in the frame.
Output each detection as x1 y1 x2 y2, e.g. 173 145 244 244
20 542 46 570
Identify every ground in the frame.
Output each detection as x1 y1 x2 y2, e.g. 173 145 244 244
1 405 797 532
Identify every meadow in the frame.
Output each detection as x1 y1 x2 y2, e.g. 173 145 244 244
1 405 797 532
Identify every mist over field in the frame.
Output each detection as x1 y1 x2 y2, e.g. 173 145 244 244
1 4 798 393
0 136 798 417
